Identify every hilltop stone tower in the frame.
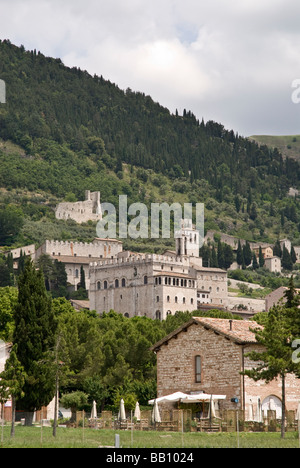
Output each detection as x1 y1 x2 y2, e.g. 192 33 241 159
55 190 102 224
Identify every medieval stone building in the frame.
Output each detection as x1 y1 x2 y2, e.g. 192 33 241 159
151 317 300 418
55 190 102 224
89 221 228 320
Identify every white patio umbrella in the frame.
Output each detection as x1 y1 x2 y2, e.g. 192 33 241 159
134 402 141 421
152 400 161 424
118 399 126 421
91 400 97 419
208 395 217 419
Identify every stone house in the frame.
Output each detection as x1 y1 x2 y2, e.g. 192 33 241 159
151 317 300 418
264 256 282 274
252 245 273 260
265 287 300 312
4 244 35 269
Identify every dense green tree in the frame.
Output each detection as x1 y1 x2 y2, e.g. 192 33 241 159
273 240 282 258
36 254 68 297
78 266 86 291
0 344 27 437
211 246 218 268
223 244 234 270
282 246 293 271
0 206 24 245
259 247 265 268
236 240 243 267
252 252 259 270
291 246 297 265
0 287 18 342
243 241 252 267
217 240 225 270
244 302 300 439
13 260 57 424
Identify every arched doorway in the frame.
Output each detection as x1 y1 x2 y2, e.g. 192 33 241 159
262 395 282 419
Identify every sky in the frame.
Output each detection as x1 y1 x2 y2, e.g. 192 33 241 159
1 0 300 137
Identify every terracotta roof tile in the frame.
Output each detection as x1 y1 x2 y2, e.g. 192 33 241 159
151 317 263 352
193 317 262 344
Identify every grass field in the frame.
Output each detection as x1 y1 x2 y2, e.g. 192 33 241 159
1 426 300 448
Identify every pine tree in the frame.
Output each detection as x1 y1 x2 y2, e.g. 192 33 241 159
13 259 57 425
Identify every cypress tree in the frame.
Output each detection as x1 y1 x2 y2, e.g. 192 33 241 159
243 241 252 267
211 246 218 268
236 240 243 267
291 246 297 265
79 265 86 291
282 246 293 271
259 247 265 268
273 240 282 258
252 252 259 270
13 260 57 425
217 241 225 269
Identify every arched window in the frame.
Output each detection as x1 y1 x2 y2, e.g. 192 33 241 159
195 356 202 383
144 276 148 285
115 279 119 288
97 281 101 291
156 311 162 321
104 281 108 290
122 278 126 287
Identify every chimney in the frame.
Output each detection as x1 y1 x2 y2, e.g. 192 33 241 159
229 320 233 331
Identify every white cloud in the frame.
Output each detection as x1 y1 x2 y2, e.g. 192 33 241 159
1 0 300 135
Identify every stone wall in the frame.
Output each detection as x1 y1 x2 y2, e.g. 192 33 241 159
36 238 123 260
55 191 102 224
155 322 300 414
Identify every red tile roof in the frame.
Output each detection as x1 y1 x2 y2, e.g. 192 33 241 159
151 317 263 352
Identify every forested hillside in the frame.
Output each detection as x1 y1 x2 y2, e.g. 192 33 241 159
1 39 300 249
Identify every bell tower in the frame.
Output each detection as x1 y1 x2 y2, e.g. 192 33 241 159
175 219 200 258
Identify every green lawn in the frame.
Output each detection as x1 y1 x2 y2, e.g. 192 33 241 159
1 426 299 448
